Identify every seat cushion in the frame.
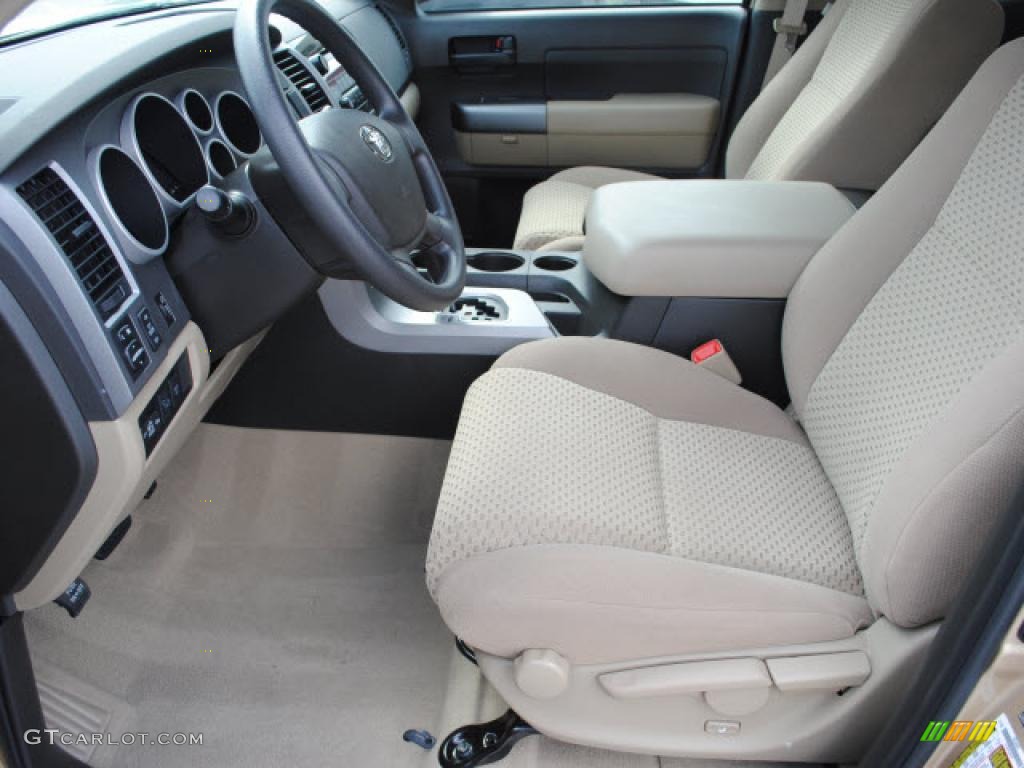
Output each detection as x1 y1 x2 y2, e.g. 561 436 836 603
512 167 661 252
427 338 872 664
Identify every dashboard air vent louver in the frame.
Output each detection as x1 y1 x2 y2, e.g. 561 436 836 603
17 168 130 320
273 49 330 112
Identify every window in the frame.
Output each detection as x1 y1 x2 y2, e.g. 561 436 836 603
418 0 741 15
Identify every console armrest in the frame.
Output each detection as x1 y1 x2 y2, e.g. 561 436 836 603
584 180 856 298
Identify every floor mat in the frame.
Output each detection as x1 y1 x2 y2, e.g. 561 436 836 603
25 424 454 767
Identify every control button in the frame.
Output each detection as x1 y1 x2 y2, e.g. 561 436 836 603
125 339 148 373
113 319 148 378
156 384 174 420
168 370 187 407
115 320 136 344
98 282 129 319
705 720 740 736
139 404 164 454
138 308 162 351
155 292 176 327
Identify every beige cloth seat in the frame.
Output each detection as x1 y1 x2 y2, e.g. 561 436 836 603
513 0 1003 252
428 37 1024 760
427 339 874 665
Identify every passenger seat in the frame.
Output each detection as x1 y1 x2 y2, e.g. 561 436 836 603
513 0 1003 252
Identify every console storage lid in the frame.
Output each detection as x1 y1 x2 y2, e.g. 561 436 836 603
583 180 856 298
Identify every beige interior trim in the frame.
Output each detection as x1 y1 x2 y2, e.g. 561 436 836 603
922 604 1024 767
477 619 938 762
766 650 871 692
583 179 855 298
547 94 719 136
14 324 264 611
454 129 547 167
399 80 420 121
547 94 719 169
599 658 772 700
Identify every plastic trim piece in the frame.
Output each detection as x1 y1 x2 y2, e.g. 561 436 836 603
600 658 772 699
120 91 209 209
451 101 547 134
89 144 169 260
213 90 263 158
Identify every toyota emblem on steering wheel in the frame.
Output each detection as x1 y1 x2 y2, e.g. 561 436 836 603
360 125 393 162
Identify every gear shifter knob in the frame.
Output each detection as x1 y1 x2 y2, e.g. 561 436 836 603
196 185 255 237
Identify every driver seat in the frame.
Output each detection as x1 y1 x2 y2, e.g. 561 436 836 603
426 39 1024 763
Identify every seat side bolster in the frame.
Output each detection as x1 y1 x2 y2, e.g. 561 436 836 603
864 347 1024 625
434 545 874 665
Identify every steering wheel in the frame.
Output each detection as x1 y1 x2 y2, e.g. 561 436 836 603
233 0 465 311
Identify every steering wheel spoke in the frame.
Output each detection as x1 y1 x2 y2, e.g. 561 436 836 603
422 211 456 249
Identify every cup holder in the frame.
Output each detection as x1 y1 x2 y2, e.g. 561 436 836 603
533 255 578 272
467 251 526 272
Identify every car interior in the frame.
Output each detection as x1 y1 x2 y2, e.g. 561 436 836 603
1 0 1024 766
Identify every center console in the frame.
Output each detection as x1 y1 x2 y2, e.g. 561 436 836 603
315 179 857 411
583 180 857 299
318 244 621 357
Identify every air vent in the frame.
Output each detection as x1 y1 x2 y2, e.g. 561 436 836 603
273 49 330 112
17 168 130 320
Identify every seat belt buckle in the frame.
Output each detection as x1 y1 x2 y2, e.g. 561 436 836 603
691 340 742 386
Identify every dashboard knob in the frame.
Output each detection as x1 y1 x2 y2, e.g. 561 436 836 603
196 185 255 237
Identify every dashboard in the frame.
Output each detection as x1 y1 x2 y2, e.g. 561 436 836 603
0 0 415 611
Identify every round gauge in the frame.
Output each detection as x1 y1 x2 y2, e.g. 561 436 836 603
215 91 262 156
180 88 214 134
125 92 209 205
207 139 237 178
94 145 168 255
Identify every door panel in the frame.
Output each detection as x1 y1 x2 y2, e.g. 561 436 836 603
405 5 745 176
386 1 746 244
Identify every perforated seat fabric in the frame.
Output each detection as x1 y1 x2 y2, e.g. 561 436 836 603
513 167 660 252
512 0 1002 252
430 38 1024 668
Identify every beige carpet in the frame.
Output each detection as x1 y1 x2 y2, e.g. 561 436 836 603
24 424 806 768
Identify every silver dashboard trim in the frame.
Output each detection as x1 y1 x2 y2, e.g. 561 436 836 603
177 87 215 136
213 90 263 159
203 138 238 179
120 91 208 210
318 279 555 356
89 144 169 262
3 162 141 412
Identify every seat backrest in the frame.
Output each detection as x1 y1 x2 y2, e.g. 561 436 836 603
726 0 1003 190
783 39 1024 629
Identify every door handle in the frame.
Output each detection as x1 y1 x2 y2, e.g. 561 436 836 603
449 36 517 72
